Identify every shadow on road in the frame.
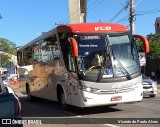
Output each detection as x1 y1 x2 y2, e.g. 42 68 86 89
19 96 122 117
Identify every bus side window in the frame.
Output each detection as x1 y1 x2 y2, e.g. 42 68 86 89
33 35 60 63
23 46 33 65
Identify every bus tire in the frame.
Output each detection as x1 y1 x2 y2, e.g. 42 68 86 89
26 85 34 102
60 92 69 110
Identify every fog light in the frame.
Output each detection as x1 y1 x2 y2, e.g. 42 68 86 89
83 98 87 102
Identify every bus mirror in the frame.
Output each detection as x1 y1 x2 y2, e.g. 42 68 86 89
133 35 150 54
69 37 78 57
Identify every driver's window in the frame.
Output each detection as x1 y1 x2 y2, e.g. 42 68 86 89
68 50 76 72
59 33 76 72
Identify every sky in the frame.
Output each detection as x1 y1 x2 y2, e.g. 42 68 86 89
0 0 160 47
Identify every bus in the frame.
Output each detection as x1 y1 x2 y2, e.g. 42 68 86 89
17 23 149 109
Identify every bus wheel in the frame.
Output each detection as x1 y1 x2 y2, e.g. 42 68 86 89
60 92 68 110
26 86 33 102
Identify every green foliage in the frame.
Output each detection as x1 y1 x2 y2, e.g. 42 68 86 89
0 38 16 67
135 38 143 52
0 38 16 54
147 33 160 59
136 33 160 59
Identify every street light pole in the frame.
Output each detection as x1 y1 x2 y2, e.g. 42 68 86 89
130 0 135 34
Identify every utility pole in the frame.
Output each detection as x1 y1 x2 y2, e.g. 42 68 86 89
68 0 86 24
130 0 135 34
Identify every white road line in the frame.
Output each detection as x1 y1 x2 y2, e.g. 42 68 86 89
104 124 120 127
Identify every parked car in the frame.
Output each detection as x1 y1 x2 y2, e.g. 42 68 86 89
142 74 157 97
1 76 9 85
0 75 21 118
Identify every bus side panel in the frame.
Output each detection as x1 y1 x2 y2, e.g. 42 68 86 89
28 59 67 101
67 74 80 106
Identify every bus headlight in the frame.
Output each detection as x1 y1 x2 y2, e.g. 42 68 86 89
86 87 91 92
79 81 99 93
83 87 99 93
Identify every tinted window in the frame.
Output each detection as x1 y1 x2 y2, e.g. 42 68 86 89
34 35 60 63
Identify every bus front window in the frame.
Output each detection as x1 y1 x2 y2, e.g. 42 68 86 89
75 35 112 78
74 33 140 81
109 34 140 77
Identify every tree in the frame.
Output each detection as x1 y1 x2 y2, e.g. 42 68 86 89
0 38 16 67
147 33 160 43
135 33 160 59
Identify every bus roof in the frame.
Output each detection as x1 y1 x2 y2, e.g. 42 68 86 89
18 23 129 50
57 23 129 33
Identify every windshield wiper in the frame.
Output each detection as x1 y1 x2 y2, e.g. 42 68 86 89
112 50 132 80
96 67 105 82
96 35 110 82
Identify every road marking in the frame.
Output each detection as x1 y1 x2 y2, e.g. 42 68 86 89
104 124 120 127
64 111 82 117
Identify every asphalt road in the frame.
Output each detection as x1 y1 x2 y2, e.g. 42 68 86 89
12 87 160 127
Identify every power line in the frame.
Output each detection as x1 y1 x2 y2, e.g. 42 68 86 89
135 9 160 15
109 1 129 23
87 0 105 14
116 15 129 23
87 0 97 9
117 9 160 26
135 0 144 7
114 0 124 7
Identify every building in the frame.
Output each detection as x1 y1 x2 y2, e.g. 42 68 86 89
155 17 160 34
0 51 17 74
68 0 86 24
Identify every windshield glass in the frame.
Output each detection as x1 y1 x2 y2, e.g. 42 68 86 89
74 33 140 80
109 33 140 77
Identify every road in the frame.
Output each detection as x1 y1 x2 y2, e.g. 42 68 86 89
13 88 160 127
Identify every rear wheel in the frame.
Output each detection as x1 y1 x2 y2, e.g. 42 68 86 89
26 85 34 102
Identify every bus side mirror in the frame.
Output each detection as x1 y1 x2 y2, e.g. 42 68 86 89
133 35 150 54
68 37 78 57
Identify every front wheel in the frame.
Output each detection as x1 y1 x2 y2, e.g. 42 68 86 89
60 92 69 110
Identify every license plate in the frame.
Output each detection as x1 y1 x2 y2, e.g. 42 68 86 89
111 96 122 101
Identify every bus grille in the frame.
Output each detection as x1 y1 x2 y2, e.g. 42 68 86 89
96 87 135 94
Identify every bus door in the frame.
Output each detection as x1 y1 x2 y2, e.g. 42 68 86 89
65 50 80 106
67 73 80 106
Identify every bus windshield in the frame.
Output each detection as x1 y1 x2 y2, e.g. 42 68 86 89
74 32 140 80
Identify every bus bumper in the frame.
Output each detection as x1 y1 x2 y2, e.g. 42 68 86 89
78 85 143 107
